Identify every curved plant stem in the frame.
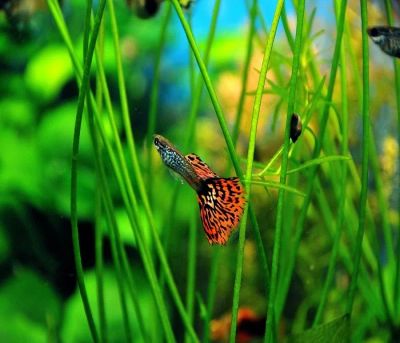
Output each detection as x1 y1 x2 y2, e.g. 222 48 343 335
346 0 369 313
55 0 106 340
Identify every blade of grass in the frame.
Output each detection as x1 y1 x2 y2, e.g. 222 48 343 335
248 180 305 197
230 0 285 339
48 1 179 339
105 0 200 339
274 0 348 324
184 0 221 149
264 1 304 342
146 3 172 202
159 4 222 333
89 104 148 341
232 0 257 146
312 43 348 326
170 2 271 336
384 0 400 321
184 207 198 343
93 45 178 342
94 17 107 343
202 248 221 343
170 0 270 298
346 0 369 313
50 0 106 340
161 0 222 268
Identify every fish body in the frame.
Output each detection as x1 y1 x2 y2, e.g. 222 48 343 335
368 26 400 58
154 134 246 244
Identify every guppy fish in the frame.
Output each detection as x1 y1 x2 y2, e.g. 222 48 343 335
367 26 400 58
154 134 246 245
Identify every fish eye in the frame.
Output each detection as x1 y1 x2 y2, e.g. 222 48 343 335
367 27 380 37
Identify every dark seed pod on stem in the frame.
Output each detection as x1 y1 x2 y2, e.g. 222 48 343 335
290 113 302 143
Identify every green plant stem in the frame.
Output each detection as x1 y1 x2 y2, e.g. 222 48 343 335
94 23 107 343
170 0 270 319
313 43 348 326
146 3 172 201
63 0 106 340
106 0 199 339
83 9 132 343
161 0 221 265
264 1 304 342
231 3 285 341
48 0 180 340
280 3 295 52
202 249 221 343
93 48 177 342
89 112 148 341
184 0 221 149
159 3 221 330
275 0 347 324
94 187 107 343
102 181 133 343
232 0 257 146
384 0 400 320
185 207 198 343
346 0 369 313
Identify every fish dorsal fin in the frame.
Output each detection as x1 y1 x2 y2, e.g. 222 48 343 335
185 153 218 179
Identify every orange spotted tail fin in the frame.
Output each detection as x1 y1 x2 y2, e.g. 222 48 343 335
197 177 246 244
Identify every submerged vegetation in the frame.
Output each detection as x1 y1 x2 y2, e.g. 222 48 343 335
0 0 400 342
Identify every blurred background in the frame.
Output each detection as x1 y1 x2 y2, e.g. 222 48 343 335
0 0 400 342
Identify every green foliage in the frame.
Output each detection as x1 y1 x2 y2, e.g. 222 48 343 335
1 0 400 342
0 268 61 343
287 315 350 343
61 269 156 343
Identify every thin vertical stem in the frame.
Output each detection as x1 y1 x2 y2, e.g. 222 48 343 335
384 0 400 320
146 3 172 201
61 0 106 340
347 0 369 313
265 0 304 341
232 0 258 146
106 0 199 339
275 0 347 324
184 207 198 343
313 38 348 326
170 0 270 315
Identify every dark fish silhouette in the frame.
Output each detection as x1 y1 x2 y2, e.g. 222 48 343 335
127 0 193 18
367 26 400 58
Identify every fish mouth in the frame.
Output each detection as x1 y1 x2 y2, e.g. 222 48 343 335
153 134 162 150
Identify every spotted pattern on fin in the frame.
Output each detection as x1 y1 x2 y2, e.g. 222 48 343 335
186 153 218 179
197 177 246 245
